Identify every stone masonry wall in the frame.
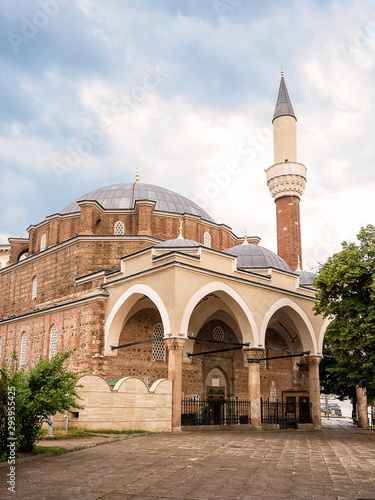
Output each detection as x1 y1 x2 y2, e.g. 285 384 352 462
0 299 106 373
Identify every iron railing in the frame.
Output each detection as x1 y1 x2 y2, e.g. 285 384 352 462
181 398 251 426
261 398 312 428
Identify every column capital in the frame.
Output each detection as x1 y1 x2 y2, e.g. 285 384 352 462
165 337 186 352
305 355 322 367
244 347 265 363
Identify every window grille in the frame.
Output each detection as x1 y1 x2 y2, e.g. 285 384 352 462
20 332 27 366
152 323 165 362
204 232 211 248
114 221 125 235
49 324 57 359
213 326 224 342
40 233 47 251
32 276 37 300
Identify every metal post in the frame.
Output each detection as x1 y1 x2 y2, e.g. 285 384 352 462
47 417 53 437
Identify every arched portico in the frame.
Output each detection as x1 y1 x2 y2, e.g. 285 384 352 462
104 284 171 356
260 298 318 354
180 281 259 346
260 298 321 429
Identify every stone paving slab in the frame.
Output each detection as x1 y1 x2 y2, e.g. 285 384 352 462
1 419 375 499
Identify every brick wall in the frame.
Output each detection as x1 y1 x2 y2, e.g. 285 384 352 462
100 308 169 384
0 299 106 372
10 201 242 264
275 195 302 271
0 239 153 318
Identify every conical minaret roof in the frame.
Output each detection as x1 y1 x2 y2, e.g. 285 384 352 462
272 69 296 122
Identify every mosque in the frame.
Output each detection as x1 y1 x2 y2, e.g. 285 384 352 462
0 73 328 431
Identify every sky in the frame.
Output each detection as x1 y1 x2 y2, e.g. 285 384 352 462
1 0 375 271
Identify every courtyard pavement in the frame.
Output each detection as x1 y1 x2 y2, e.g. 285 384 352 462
1 418 375 500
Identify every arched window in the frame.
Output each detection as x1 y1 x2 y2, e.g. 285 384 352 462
152 323 165 362
20 332 27 366
40 233 47 251
204 232 211 248
49 324 57 359
18 252 28 261
114 221 125 235
32 276 37 300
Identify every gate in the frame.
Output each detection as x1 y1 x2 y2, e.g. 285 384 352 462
181 398 251 426
261 398 312 428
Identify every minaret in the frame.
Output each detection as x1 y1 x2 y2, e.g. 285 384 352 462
265 68 307 272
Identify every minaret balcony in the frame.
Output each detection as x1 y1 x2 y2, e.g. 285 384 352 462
265 161 307 200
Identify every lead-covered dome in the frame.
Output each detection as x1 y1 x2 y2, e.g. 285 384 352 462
298 270 316 287
155 238 201 249
59 182 214 222
223 243 292 273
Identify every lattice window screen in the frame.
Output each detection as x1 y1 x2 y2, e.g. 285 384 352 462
204 232 211 248
213 326 224 341
32 277 37 300
20 332 27 366
152 323 165 362
114 221 125 235
49 324 57 359
40 233 47 251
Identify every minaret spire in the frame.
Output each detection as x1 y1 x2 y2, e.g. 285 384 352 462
265 70 307 272
273 71 296 124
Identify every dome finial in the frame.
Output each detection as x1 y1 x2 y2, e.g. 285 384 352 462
177 218 184 239
281 66 284 78
296 255 302 272
243 228 249 245
136 166 140 183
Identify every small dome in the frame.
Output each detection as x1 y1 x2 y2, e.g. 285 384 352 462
155 238 201 249
298 270 316 286
59 182 214 222
223 243 292 273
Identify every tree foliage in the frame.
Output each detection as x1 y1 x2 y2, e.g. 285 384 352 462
314 225 375 403
0 350 83 458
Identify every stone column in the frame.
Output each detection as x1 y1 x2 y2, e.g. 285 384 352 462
356 385 369 429
165 338 186 431
245 348 265 429
306 355 322 429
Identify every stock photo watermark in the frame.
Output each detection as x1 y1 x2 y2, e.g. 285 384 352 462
213 0 243 18
52 65 169 181
341 8 375 68
193 124 274 209
7 0 72 54
6 385 17 492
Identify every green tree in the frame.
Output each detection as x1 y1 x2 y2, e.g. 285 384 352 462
314 225 375 404
0 350 83 458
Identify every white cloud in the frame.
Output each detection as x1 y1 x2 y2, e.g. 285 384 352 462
1 0 375 271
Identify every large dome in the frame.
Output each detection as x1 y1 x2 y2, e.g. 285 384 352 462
59 182 214 222
223 243 292 273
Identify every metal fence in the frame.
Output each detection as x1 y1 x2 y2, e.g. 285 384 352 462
181 398 251 426
261 398 312 428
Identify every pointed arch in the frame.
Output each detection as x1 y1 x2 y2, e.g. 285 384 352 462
318 317 333 354
260 298 318 353
104 284 171 356
180 281 259 346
